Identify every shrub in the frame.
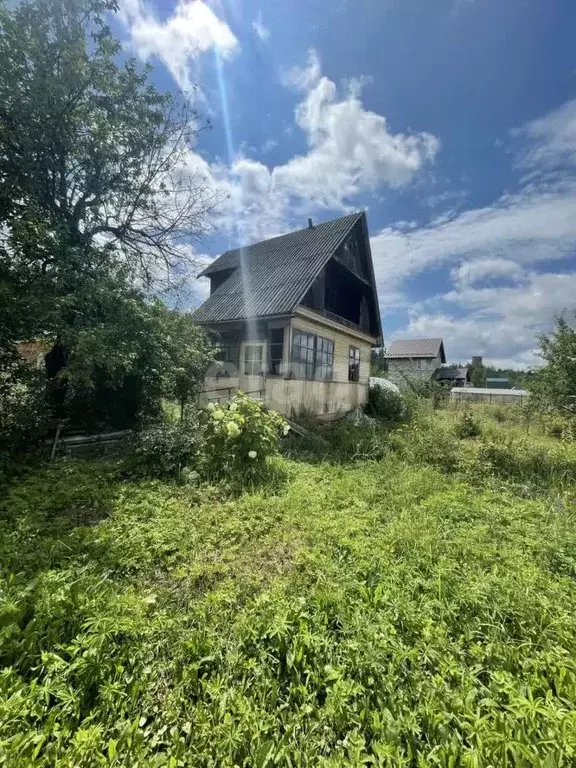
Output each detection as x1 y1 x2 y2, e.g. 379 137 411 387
365 384 405 423
0 358 49 480
202 394 288 484
390 418 461 473
455 409 481 439
130 413 204 480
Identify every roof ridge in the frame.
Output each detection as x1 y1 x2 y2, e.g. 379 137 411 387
193 211 376 327
221 211 362 256
199 211 362 277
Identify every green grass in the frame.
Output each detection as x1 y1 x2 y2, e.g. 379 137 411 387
2 407 576 765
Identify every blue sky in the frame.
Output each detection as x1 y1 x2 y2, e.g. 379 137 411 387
116 0 576 368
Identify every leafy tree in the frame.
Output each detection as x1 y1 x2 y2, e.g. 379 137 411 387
468 360 486 387
160 310 215 421
529 314 576 415
0 0 218 290
370 347 388 376
0 0 218 431
59 292 214 429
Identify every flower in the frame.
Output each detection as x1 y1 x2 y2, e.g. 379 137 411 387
206 402 215 411
226 421 241 438
282 423 290 436
248 450 257 459
229 402 238 412
212 409 224 421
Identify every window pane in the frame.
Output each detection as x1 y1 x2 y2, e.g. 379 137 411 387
269 327 284 376
270 328 284 344
314 336 334 380
244 344 263 375
349 346 360 382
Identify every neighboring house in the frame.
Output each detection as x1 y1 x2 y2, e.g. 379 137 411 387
434 366 471 387
385 338 446 388
193 212 382 418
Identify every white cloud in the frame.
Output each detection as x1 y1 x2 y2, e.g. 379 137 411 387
375 97 576 367
370 183 576 311
181 50 439 244
282 49 322 91
273 73 439 209
399 271 576 368
119 0 238 93
261 138 277 154
515 98 576 172
450 258 526 290
252 11 270 42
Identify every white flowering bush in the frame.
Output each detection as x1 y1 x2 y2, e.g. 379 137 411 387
203 393 288 483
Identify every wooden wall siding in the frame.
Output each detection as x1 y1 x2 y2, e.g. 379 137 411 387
290 315 371 385
334 222 368 280
201 313 372 416
266 378 367 417
298 220 379 339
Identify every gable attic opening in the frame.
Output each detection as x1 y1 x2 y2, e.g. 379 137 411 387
301 219 379 336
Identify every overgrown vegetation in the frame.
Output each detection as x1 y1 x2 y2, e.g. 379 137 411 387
0 0 217 451
3 401 576 765
364 383 405 423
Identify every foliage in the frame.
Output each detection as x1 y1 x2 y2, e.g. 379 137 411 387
162 312 215 420
282 413 391 464
58 296 213 430
467 360 529 388
0 0 218 304
468 358 486 387
0 0 218 434
391 418 461 473
364 383 405 423
369 347 388 376
129 413 204 480
0 354 49 480
401 376 451 408
3 413 576 764
529 314 576 416
454 408 481 438
202 394 288 484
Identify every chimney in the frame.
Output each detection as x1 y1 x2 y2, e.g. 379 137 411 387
308 218 313 229
472 355 483 366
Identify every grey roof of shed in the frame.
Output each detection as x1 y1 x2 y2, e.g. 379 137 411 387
386 338 446 362
435 366 469 381
193 212 368 325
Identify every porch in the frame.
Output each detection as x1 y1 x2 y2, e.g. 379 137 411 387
200 311 372 418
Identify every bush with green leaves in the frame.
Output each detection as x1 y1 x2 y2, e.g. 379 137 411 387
528 313 576 416
364 383 405 423
130 413 204 480
0 356 49 480
455 409 482 439
202 394 288 483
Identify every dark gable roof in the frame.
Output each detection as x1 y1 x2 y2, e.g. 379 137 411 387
435 366 469 382
386 338 446 362
194 212 367 324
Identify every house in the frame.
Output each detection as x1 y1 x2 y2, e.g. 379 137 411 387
385 338 446 388
434 366 471 387
193 212 382 418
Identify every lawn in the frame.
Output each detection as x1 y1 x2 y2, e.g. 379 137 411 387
2 405 576 766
